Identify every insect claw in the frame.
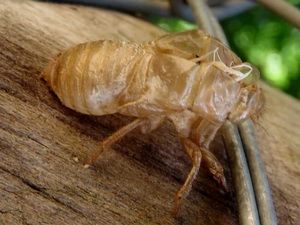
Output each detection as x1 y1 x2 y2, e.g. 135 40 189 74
215 174 228 193
219 176 228 193
173 195 182 217
208 167 228 192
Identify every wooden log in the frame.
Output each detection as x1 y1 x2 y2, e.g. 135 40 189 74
0 0 299 224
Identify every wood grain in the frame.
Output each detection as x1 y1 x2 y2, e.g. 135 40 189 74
0 0 299 224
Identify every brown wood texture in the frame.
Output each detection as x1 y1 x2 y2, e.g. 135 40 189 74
0 0 299 224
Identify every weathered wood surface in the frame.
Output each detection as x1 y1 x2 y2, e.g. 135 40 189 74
0 0 299 224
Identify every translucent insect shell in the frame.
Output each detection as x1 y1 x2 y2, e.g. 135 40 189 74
42 29 264 214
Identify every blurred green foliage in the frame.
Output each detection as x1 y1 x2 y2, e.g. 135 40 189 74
150 17 197 32
221 3 300 99
150 2 300 99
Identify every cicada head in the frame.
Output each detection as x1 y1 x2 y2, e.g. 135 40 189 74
227 64 265 123
190 61 264 125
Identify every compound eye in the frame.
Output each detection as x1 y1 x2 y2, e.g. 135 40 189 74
193 54 201 64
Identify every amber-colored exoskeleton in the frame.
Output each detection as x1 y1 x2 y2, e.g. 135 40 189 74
41 29 264 215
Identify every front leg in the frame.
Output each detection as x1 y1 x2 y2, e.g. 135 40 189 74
174 137 227 216
191 119 227 190
200 147 227 191
174 138 202 216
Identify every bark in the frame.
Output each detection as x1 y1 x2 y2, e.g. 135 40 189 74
0 0 299 224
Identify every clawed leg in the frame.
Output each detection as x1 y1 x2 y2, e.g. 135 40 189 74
200 148 227 191
191 119 227 190
86 118 146 166
174 138 227 216
174 138 202 216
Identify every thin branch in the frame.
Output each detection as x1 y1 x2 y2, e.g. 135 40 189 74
253 0 300 30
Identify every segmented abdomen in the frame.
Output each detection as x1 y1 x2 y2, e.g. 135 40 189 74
43 40 202 118
42 40 153 115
